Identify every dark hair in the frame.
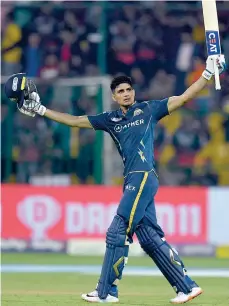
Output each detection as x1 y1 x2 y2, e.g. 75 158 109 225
110 75 133 92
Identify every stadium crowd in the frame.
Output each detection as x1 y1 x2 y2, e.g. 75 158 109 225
1 1 229 185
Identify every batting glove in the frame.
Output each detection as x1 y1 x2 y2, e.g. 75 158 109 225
23 92 47 116
17 104 36 117
202 54 226 80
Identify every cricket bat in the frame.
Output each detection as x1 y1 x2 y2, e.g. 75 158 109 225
202 0 221 90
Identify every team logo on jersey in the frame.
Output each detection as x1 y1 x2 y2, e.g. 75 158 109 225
133 108 143 117
111 117 122 122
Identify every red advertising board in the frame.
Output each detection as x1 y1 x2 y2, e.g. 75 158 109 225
1 185 207 243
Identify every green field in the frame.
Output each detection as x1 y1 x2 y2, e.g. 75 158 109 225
2 253 229 305
2 253 229 267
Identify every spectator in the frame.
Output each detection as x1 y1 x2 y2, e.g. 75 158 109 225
52 122 71 174
2 12 22 75
222 96 229 142
154 122 167 162
59 10 79 33
186 57 212 116
173 115 202 154
175 32 194 95
51 62 72 106
25 33 42 77
161 14 182 74
154 123 167 149
59 61 70 77
45 39 60 57
121 5 138 24
33 2 57 40
16 129 39 183
148 70 175 99
192 13 205 45
135 41 159 79
39 54 59 79
135 12 162 78
112 21 136 75
1 103 9 181
77 130 95 184
59 30 74 62
71 39 92 75
71 54 83 75
130 67 148 100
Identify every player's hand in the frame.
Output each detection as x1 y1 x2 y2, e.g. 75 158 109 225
202 54 226 80
17 104 36 117
23 92 46 116
215 54 226 74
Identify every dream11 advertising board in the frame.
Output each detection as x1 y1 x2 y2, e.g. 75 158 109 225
1 184 210 253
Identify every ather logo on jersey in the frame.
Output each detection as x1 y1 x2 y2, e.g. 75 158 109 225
114 119 144 133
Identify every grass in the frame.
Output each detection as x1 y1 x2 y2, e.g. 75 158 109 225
2 253 229 268
1 253 229 305
2 274 229 305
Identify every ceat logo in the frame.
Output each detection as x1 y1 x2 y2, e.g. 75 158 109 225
17 195 61 240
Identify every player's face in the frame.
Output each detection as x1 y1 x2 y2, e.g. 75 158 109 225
112 83 135 107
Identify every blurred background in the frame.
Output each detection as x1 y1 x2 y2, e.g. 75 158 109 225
1 1 229 296
1 0 229 186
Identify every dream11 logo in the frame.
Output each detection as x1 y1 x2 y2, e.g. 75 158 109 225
17 195 61 240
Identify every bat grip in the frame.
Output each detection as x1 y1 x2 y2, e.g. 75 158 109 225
213 56 221 90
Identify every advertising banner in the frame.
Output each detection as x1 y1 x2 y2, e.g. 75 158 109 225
208 188 229 245
1 185 207 244
1 238 66 253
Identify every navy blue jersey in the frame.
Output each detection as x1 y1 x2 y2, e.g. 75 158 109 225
88 99 169 177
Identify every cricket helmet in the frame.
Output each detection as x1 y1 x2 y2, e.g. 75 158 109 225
4 73 38 108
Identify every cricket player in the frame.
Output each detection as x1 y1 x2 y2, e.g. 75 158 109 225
4 55 226 304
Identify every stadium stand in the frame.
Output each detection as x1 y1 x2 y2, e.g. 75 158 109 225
1 1 229 185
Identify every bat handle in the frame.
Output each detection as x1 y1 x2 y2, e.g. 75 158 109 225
213 56 221 90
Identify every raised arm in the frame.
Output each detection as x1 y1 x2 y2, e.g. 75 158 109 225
18 92 93 128
44 109 93 128
167 76 208 113
167 55 226 114
17 91 110 131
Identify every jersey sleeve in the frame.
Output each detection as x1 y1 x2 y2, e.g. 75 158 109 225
149 98 169 121
87 112 108 131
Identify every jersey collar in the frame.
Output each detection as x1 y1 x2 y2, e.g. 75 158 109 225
118 101 137 117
